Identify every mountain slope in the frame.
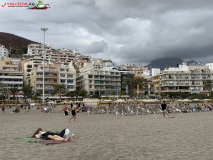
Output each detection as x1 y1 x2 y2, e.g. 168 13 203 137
146 58 198 70
0 32 39 48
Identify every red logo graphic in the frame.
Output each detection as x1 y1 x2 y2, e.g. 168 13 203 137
1 3 6 7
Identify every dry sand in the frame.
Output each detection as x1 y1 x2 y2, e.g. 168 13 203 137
1 106 213 160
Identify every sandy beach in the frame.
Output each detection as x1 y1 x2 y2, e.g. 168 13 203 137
1 106 213 160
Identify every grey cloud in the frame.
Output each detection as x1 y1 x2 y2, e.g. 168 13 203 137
82 40 108 54
1 0 213 65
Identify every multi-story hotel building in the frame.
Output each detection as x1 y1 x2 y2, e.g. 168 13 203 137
59 63 76 92
0 44 9 58
159 62 213 94
31 64 59 93
76 63 121 96
0 57 23 99
22 56 48 86
26 43 53 56
31 62 76 95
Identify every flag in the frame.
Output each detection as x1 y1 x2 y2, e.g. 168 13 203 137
115 85 117 94
126 85 128 94
137 85 139 94
148 84 150 95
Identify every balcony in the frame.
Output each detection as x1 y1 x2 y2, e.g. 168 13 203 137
37 75 57 78
1 81 23 84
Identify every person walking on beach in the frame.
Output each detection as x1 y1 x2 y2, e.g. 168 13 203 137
161 101 169 118
69 103 77 122
28 103 31 112
1 103 5 114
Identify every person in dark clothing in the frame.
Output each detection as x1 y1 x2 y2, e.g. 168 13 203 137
70 103 73 109
32 128 71 141
161 101 169 118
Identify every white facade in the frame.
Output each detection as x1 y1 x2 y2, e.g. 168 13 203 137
23 56 47 86
59 63 76 91
151 68 160 76
206 63 213 71
26 43 53 56
0 44 9 58
142 70 150 76
77 65 121 96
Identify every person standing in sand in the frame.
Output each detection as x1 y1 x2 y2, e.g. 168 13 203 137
161 101 169 118
1 103 5 114
69 103 77 122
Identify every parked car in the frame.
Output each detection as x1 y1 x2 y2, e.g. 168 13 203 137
29 4 50 9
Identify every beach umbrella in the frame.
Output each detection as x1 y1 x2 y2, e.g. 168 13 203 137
128 99 135 101
104 100 112 102
182 99 192 102
161 99 170 101
115 99 125 103
202 99 211 101
192 99 200 101
144 99 159 102
48 101 56 104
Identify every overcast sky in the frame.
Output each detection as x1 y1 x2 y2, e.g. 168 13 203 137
1 0 213 65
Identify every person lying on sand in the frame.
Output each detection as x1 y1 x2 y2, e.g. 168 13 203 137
32 128 71 141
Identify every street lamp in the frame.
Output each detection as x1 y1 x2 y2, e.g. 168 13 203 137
41 28 48 104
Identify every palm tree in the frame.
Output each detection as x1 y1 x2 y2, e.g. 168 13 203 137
122 74 135 98
8 87 19 100
0 82 7 100
20 86 31 102
122 74 147 98
54 84 66 101
50 91 56 100
204 80 213 98
133 77 147 95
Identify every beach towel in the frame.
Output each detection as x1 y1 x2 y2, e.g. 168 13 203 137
36 140 74 145
14 137 44 143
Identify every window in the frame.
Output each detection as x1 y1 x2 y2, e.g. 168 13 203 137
90 85 92 88
67 85 74 89
90 80 92 83
90 91 94 95
60 74 65 77
60 79 66 83
67 74 73 78
60 69 65 71
67 80 73 83
89 75 93 78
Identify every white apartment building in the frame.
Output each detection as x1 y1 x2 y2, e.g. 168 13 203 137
160 62 213 94
46 48 75 65
23 56 48 86
59 63 76 91
0 44 9 58
26 43 53 56
151 68 160 76
76 63 121 96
